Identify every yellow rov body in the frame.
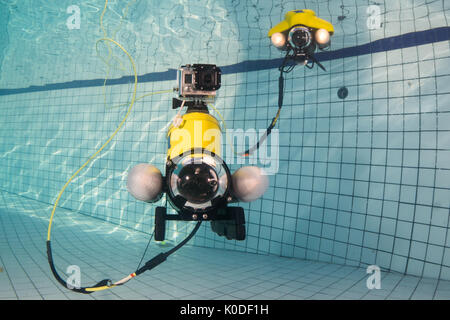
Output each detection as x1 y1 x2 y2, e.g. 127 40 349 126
268 9 334 37
167 112 222 160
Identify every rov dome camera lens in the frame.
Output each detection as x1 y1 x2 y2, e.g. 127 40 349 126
167 152 230 211
177 163 219 204
289 26 312 49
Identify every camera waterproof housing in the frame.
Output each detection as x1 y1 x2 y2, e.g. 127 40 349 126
177 64 221 98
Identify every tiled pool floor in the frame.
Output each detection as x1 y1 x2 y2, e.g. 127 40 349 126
1 191 449 300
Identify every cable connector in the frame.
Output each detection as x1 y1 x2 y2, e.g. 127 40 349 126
93 279 113 288
135 253 167 276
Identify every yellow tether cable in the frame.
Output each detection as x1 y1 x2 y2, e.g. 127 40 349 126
208 103 226 132
46 38 138 294
47 37 137 242
98 0 136 105
47 0 174 294
106 89 173 110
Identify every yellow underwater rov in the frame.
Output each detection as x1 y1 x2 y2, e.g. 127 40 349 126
127 64 269 242
269 9 334 70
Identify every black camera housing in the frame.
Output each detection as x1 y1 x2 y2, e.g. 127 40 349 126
178 64 221 98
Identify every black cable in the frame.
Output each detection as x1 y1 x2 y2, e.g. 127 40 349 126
242 43 327 157
47 208 201 294
135 229 155 271
135 221 202 276
242 51 291 156
135 196 168 271
46 240 112 294
166 221 202 255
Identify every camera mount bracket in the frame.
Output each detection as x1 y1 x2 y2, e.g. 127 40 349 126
172 98 209 112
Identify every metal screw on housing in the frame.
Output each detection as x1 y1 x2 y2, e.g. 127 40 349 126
202 214 208 220
192 214 198 220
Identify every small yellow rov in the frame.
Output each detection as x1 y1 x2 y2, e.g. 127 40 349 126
269 9 334 70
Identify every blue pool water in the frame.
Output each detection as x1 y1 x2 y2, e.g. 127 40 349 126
0 0 450 300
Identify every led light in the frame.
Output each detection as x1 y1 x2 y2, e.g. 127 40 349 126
232 166 269 202
315 28 330 46
127 164 163 202
271 32 286 48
